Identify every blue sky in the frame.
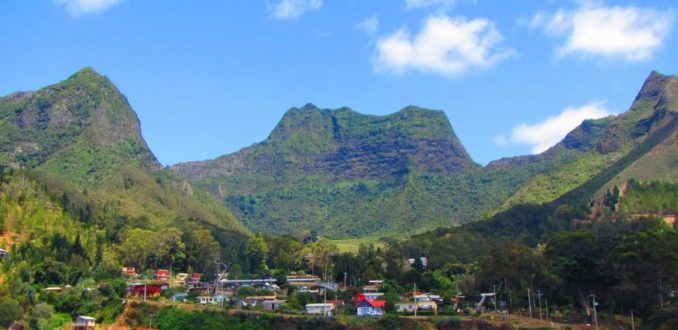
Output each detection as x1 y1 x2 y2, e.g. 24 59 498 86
1 0 676 165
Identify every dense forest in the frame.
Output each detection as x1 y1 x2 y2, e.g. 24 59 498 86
2 161 677 328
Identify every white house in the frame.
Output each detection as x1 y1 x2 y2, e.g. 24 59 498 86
305 303 334 316
199 296 215 305
395 300 437 313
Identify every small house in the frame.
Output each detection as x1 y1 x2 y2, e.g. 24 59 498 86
263 299 286 311
297 286 320 294
220 278 277 290
128 283 168 297
154 269 170 281
0 248 6 260
395 300 438 313
353 292 384 303
287 275 321 287
368 280 383 287
199 296 215 305
356 299 385 316
244 295 277 307
74 315 96 330
121 266 136 277
305 303 334 316
199 295 228 305
362 285 380 293
171 293 188 302
190 273 203 284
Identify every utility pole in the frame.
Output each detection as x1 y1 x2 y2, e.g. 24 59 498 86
527 288 533 318
414 283 418 318
537 289 543 320
505 279 512 313
323 285 328 317
343 272 347 289
631 309 635 330
591 294 599 329
545 297 550 322
493 285 498 312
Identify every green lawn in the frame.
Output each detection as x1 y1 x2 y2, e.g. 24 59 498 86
329 237 386 254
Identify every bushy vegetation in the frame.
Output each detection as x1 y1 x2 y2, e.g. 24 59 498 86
620 180 678 214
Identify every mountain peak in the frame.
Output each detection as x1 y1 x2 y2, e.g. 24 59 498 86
300 102 319 110
0 68 160 170
67 66 108 83
635 70 674 102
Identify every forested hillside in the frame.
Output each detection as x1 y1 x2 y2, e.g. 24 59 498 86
173 71 678 239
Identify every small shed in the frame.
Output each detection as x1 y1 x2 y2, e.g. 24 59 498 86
74 315 96 330
263 299 286 311
121 266 136 277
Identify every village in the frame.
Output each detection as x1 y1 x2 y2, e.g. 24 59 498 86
63 258 504 329
121 265 462 317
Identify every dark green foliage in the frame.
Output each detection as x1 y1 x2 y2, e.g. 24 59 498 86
621 180 678 214
0 298 23 328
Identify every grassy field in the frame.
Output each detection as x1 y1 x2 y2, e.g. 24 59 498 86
329 237 387 254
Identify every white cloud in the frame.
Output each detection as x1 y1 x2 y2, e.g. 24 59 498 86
530 2 674 61
356 16 379 35
270 0 322 20
373 15 515 78
54 0 123 16
497 101 614 154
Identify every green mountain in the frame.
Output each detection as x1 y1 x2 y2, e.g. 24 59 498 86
173 71 678 239
0 68 249 238
171 105 524 238
490 71 678 212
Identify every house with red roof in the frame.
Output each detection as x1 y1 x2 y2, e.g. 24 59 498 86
154 269 170 281
353 292 384 303
356 299 385 316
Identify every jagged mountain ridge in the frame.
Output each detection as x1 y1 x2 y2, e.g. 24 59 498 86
0 68 249 237
3 67 675 240
173 104 478 181
491 71 678 211
173 71 678 238
171 103 503 238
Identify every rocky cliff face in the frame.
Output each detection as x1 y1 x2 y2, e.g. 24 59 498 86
0 67 160 170
173 104 478 181
170 104 499 238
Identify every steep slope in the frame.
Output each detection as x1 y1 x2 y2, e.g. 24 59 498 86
492 71 678 211
600 72 678 187
172 105 507 238
0 68 249 237
175 104 478 180
174 70 674 239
